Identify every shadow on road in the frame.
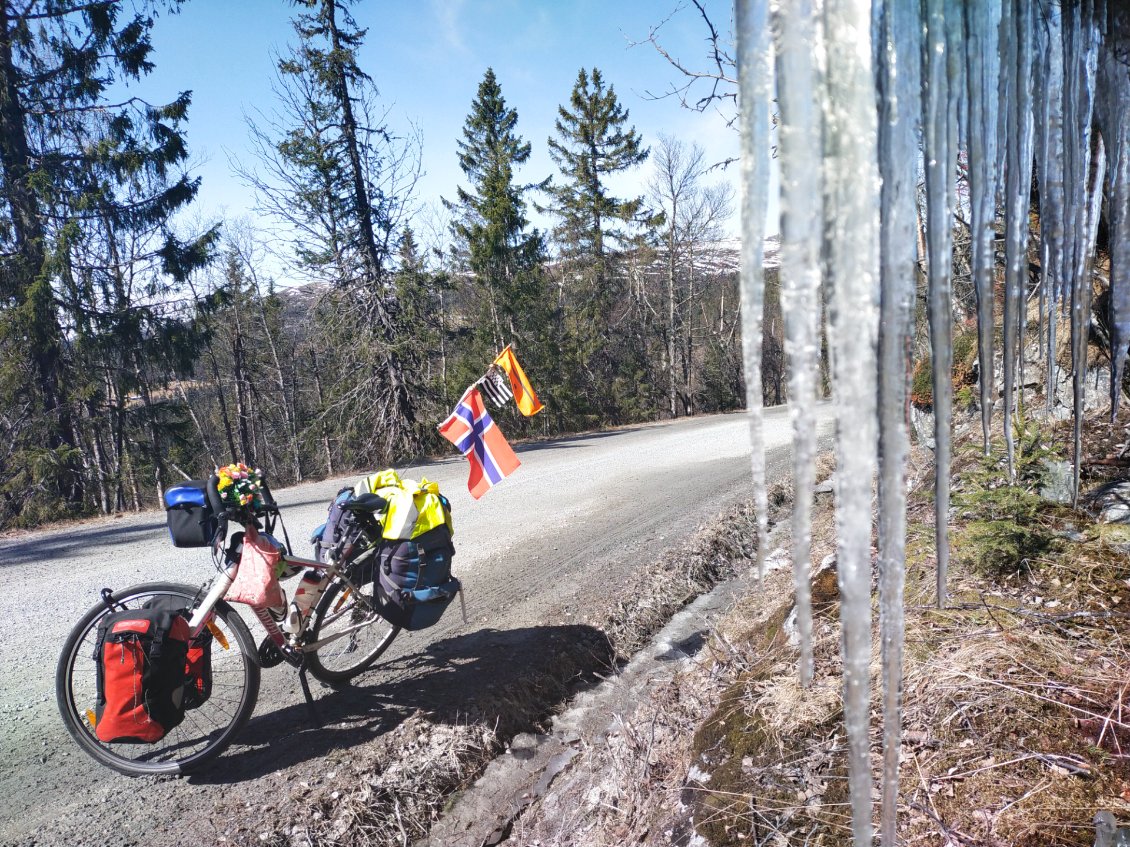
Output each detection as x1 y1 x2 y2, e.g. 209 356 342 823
188 623 614 784
0 520 166 567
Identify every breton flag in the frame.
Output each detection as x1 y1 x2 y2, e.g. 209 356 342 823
493 345 543 416
478 364 513 408
438 387 521 499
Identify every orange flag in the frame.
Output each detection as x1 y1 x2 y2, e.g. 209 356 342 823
493 345 543 416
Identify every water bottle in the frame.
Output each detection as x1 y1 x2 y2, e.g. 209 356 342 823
285 570 329 632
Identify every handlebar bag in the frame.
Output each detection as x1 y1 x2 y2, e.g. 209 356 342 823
164 481 219 548
224 526 286 609
92 607 190 743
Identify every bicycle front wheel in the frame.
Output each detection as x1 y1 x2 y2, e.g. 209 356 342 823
56 581 260 777
304 577 400 683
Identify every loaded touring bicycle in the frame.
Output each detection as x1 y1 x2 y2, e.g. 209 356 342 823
55 466 462 776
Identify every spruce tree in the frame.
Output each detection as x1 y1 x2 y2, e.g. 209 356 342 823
449 68 546 357
544 68 650 425
0 1 214 524
545 68 649 272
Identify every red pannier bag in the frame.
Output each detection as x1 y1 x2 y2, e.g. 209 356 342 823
183 627 213 710
93 606 190 743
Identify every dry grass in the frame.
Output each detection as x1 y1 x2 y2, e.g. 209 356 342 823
508 417 1130 847
280 718 496 847
681 417 1130 847
599 500 757 658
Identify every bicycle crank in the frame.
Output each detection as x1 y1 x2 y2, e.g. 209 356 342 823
257 637 304 668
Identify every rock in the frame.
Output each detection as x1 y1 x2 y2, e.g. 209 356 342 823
1039 459 1074 504
1086 481 1130 524
783 606 799 647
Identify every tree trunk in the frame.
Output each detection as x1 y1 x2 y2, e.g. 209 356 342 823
255 295 303 482
311 349 334 476
230 302 253 461
84 404 110 514
131 358 166 504
323 0 417 441
439 289 449 406
666 218 679 419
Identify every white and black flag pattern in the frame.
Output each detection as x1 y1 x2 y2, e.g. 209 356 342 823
478 365 513 408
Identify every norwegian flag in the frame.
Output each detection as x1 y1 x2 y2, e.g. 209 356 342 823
438 387 521 499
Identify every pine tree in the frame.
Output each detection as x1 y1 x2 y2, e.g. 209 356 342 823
449 68 547 357
243 0 424 463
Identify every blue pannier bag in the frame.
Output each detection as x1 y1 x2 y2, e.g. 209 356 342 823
312 486 359 563
375 526 460 631
164 481 219 548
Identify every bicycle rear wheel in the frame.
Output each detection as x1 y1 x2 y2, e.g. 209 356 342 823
304 577 400 683
56 581 260 777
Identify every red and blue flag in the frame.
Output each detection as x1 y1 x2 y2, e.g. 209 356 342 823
438 387 521 499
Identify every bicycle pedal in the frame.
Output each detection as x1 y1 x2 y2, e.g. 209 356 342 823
258 637 285 668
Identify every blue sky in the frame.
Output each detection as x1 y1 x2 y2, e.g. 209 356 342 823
133 1 743 267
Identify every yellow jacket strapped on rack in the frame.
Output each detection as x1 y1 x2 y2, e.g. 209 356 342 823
353 469 454 541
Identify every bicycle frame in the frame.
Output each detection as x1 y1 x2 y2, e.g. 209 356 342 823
187 527 383 657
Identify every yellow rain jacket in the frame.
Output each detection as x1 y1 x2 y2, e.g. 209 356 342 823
354 469 453 541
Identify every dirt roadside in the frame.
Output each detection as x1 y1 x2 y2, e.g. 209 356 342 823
507 416 1130 847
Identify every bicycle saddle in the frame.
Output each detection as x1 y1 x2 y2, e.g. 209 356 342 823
342 493 387 513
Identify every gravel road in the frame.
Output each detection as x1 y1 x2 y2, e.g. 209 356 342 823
0 409 831 847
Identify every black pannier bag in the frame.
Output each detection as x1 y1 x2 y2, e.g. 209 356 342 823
143 597 212 710
92 606 190 743
164 480 219 548
375 525 461 631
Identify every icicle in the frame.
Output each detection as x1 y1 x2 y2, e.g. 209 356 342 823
1015 2 1035 402
999 0 1017 469
1034 15 1046 369
923 0 956 608
1034 5 1065 416
875 0 920 842
1002 0 1035 478
964 0 1003 455
1087 141 1107 256
735 0 771 581
995 0 1014 202
821 0 879 842
1063 1 1099 505
772 0 822 688
1096 38 1130 418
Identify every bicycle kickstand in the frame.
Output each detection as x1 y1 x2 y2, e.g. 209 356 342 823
298 660 324 729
